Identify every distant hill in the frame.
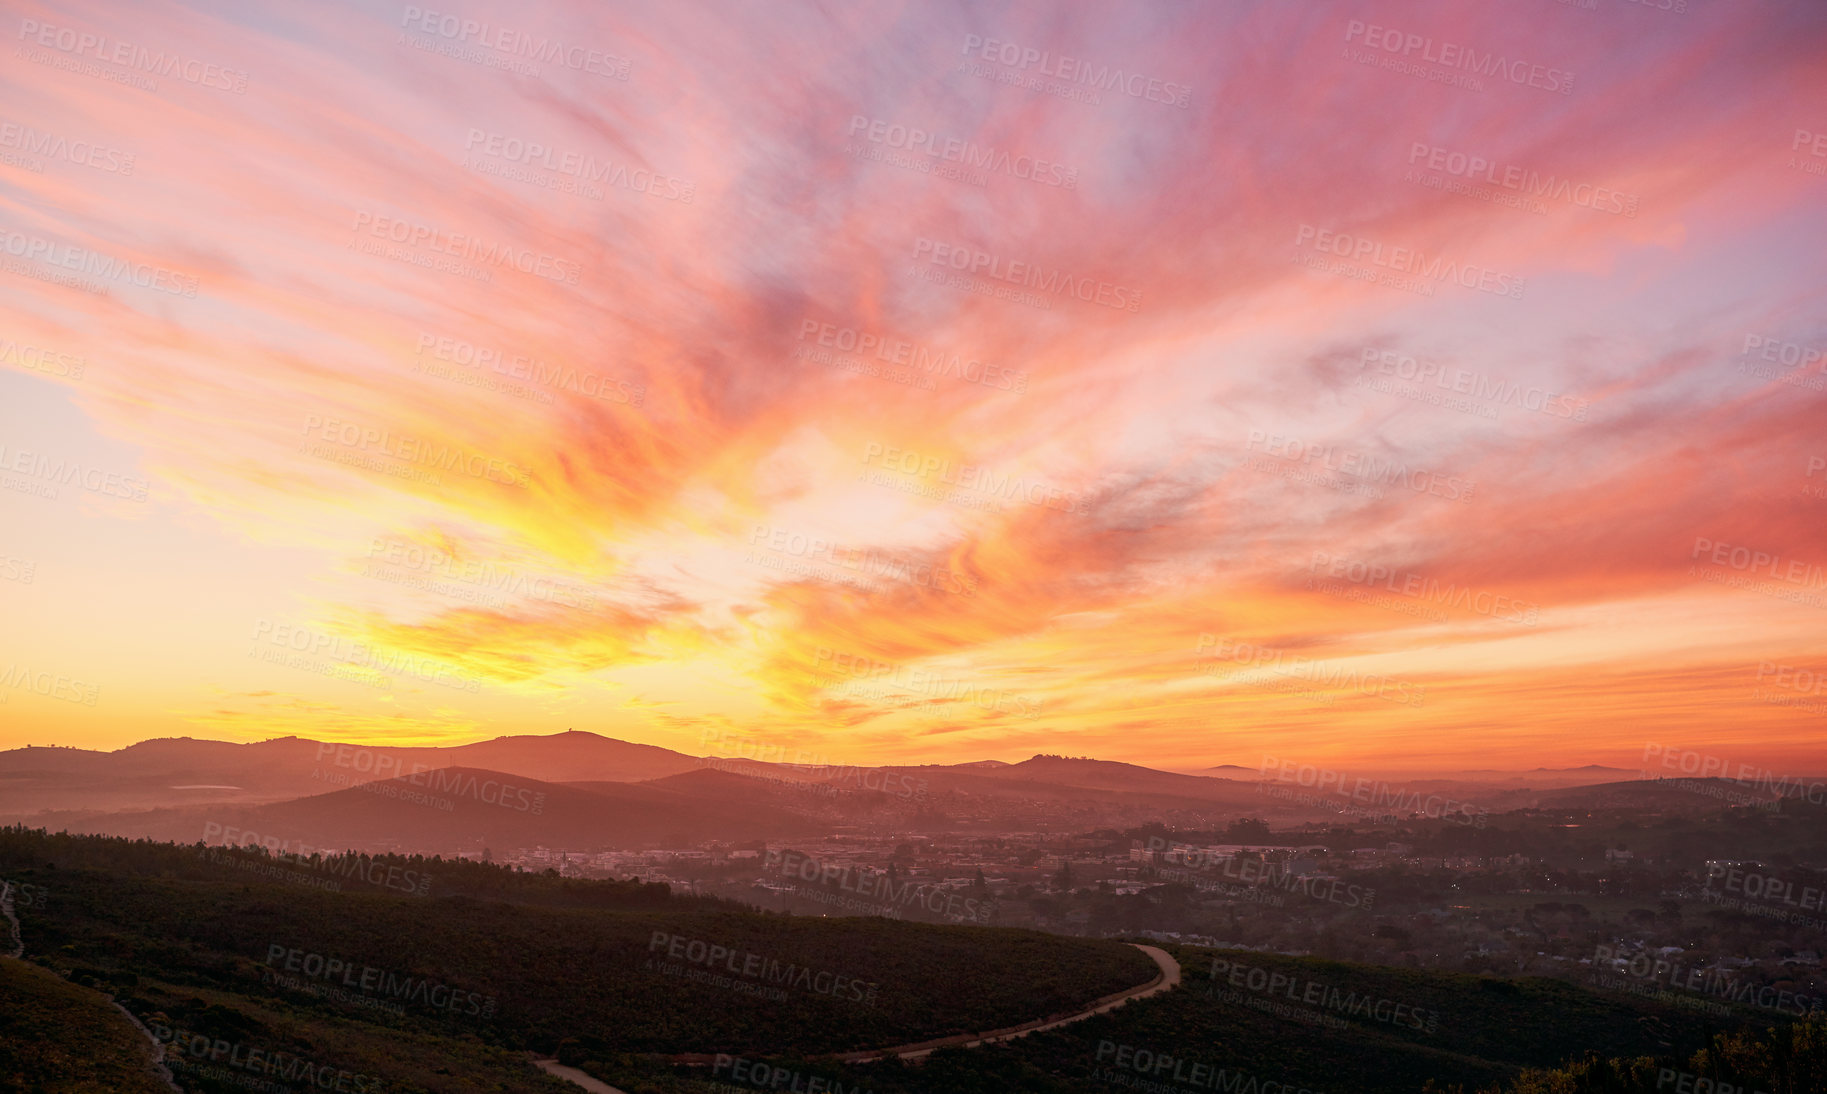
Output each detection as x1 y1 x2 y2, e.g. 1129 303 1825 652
992 755 1253 796
1189 763 1261 776
15 732 1816 841
0 731 703 819
8 735 1293 842
1530 775 1797 812
1185 761 1638 786
633 755 1285 830
438 729 704 783
46 766 821 852
632 765 910 805
1445 764 1640 787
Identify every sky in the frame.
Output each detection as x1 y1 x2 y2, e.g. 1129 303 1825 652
1 0 1824 775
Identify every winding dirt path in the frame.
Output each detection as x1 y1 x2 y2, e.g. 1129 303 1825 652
539 942 1181 1092
0 880 23 960
1 880 182 1093
841 942 1181 1062
534 1057 632 1093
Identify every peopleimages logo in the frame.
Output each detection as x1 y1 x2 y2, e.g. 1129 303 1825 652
847 115 1077 189
764 849 996 923
265 942 497 1017
399 7 631 79
0 664 101 706
959 34 1192 109
796 318 1028 393
0 339 85 380
1207 957 1441 1033
0 119 135 174
1095 1041 1324 1094
695 728 935 798
0 442 150 501
647 931 881 1004
368 535 599 611
0 879 48 909
15 18 249 93
860 442 1084 515
1244 431 1475 504
1736 334 1825 393
1655 1070 1766 1094
712 1055 872 1094
1293 225 1527 300
348 210 582 284
1407 143 1638 216
1343 21 1574 95
1690 537 1825 591
1640 743 1826 805
311 742 547 814
747 523 980 596
0 554 34 584
1258 755 1486 827
814 645 1043 722
201 820 435 896
1358 348 1589 421
1200 636 1426 708
150 1025 384 1093
0 230 197 297
301 414 533 487
1792 129 1827 176
1705 862 1826 914
1137 834 1374 908
1307 551 1540 626
415 332 644 407
912 237 1142 312
1591 943 1821 1017
1754 661 1827 717
463 129 695 202
250 619 486 694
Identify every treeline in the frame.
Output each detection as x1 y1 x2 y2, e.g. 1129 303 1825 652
0 824 735 910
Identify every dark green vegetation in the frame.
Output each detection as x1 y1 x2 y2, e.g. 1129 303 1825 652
0 957 174 1093
104 978 581 1094
0 827 1154 1090
10 824 1823 1093
592 943 1802 1094
1492 1013 1827 1093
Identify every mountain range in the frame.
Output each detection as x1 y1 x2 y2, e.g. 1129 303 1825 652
2 731 1808 853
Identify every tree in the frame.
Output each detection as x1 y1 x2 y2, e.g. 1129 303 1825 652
1226 817 1273 842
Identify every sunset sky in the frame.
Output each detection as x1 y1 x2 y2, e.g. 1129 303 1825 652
2 0 1824 775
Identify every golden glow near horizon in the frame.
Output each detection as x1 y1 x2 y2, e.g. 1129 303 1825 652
2 1 1825 775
